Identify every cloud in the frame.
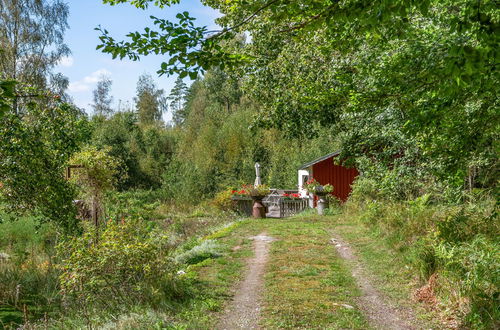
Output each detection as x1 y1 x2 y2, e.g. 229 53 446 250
68 69 112 93
58 56 74 67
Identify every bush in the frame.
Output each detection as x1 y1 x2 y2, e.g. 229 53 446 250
0 214 61 327
58 219 180 310
434 236 500 328
345 183 499 327
211 188 234 212
104 190 164 222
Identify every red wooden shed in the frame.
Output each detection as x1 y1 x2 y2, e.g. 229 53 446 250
298 151 359 202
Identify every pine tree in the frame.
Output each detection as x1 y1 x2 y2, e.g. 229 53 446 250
167 77 188 126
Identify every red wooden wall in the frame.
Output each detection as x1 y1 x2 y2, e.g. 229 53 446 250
312 156 359 202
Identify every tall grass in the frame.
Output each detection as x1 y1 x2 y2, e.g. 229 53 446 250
345 179 499 328
0 214 61 329
1 190 239 328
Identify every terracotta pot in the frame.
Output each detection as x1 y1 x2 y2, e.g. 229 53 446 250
251 196 266 218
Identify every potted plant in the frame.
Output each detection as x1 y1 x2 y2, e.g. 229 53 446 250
282 192 302 200
303 178 319 208
304 179 334 215
230 188 250 200
316 184 333 215
233 184 270 218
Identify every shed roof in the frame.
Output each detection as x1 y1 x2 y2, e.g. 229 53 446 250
298 151 340 170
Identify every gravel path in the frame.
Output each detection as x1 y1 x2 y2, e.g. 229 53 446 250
330 236 416 330
218 233 276 330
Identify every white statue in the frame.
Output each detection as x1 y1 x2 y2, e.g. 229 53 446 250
254 162 262 187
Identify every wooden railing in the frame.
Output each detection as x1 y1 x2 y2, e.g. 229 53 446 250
232 194 310 218
279 198 309 218
231 196 253 216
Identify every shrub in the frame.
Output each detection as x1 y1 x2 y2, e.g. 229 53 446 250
434 236 500 328
211 188 234 211
58 219 180 310
345 188 499 328
69 146 124 224
0 213 61 327
0 261 60 316
104 190 164 222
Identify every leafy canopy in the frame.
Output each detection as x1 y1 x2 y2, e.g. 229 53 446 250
0 81 90 231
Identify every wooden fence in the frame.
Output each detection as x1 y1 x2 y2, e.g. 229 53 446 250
231 196 254 216
232 195 309 218
279 198 309 218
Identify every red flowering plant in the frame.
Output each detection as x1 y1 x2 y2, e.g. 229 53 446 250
230 187 250 199
304 178 334 195
231 184 270 198
282 193 302 200
303 178 320 194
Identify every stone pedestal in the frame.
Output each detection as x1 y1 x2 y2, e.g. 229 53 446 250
316 193 329 215
308 194 315 208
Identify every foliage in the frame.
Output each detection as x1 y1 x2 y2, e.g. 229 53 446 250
303 178 320 193
434 236 499 327
235 0 499 195
167 77 188 126
322 184 334 194
0 0 70 90
90 111 175 189
346 179 499 328
212 188 235 212
0 214 61 328
91 75 114 117
96 5 245 78
104 189 165 222
281 193 301 200
0 81 90 231
69 146 123 198
238 184 270 197
135 73 167 124
68 146 123 224
101 0 499 199
58 219 179 309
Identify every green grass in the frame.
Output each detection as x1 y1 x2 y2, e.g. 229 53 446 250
184 216 369 329
188 213 444 329
172 220 256 328
260 217 369 329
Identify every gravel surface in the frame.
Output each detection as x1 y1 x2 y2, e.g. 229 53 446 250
218 233 276 330
330 237 417 330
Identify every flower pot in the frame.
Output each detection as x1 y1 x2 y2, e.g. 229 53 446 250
316 195 329 215
314 191 328 197
251 196 266 218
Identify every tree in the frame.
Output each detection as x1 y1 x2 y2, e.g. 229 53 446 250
99 1 498 82
91 75 114 117
69 146 122 226
134 73 166 124
100 0 499 193
167 77 188 126
0 0 70 88
204 68 242 113
0 80 90 231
